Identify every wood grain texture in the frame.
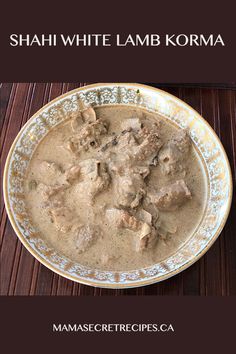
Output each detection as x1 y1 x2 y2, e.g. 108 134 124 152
1 83 235 296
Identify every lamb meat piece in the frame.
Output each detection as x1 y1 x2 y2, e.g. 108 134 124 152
78 159 110 200
105 208 158 252
136 225 158 252
133 131 162 163
79 158 99 177
130 189 146 209
133 209 158 251
112 131 139 168
39 161 80 186
64 165 80 184
37 183 66 208
38 184 65 199
104 208 122 227
37 165 81 207
150 179 191 211
120 211 158 252
110 127 162 176
66 119 108 154
90 162 110 198
71 106 97 132
136 209 153 224
73 224 99 253
141 202 159 225
49 207 76 233
81 106 97 123
117 130 138 152
158 130 191 175
118 210 142 230
133 166 150 179
100 135 118 153
70 111 83 132
158 145 180 174
110 132 158 210
114 172 145 209
117 127 162 166
136 126 155 141
105 208 141 230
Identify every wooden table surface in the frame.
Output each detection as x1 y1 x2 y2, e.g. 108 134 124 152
1 83 235 296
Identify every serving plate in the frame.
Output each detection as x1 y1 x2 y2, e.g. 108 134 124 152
3 83 233 288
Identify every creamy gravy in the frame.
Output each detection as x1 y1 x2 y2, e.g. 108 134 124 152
25 105 207 271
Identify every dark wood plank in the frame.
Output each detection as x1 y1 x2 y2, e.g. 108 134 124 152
0 83 13 133
34 264 55 296
1 84 33 295
0 83 16 153
0 220 19 295
13 247 36 295
55 277 77 296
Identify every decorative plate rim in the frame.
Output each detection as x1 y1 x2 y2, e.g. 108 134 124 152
3 83 233 289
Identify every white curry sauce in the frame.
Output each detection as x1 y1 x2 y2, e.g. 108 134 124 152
25 105 207 271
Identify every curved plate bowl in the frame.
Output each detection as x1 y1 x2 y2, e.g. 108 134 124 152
3 83 233 288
